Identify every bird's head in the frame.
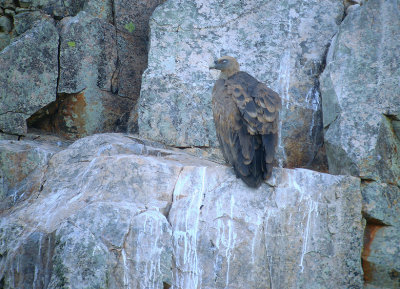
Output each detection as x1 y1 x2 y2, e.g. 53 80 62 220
209 56 240 79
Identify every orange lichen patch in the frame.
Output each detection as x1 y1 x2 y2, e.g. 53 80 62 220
54 91 87 139
362 222 384 282
27 91 87 140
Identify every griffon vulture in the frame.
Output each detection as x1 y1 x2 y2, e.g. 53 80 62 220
210 56 281 188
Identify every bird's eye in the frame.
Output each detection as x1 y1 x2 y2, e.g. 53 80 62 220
221 59 228 64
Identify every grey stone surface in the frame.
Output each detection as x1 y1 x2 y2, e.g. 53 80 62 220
25 0 85 18
55 12 131 138
0 139 60 211
320 0 400 184
0 133 363 289
0 20 58 135
114 0 165 100
1 231 55 288
0 15 11 32
320 2 400 288
138 0 344 168
13 11 47 36
169 166 363 288
114 0 165 132
362 181 400 227
363 226 400 288
0 32 10 50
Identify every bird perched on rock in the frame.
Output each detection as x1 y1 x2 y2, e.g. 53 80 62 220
210 56 281 188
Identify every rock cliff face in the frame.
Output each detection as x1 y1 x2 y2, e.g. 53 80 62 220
138 0 344 169
0 19 58 135
320 0 400 286
0 0 163 138
0 0 399 288
0 134 363 289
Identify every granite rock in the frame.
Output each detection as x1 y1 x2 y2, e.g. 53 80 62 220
138 0 344 168
0 139 60 211
320 0 400 184
32 12 132 139
0 20 58 136
0 133 363 288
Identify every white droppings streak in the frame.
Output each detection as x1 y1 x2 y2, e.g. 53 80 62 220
279 50 291 107
225 195 236 287
33 234 43 289
277 118 287 168
305 86 321 141
172 167 207 289
136 214 163 288
277 49 291 167
299 199 318 273
121 249 131 289
264 210 274 287
251 215 263 264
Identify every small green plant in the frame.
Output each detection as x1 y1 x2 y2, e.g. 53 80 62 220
67 41 76 48
124 22 136 33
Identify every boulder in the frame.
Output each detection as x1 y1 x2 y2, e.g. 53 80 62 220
0 139 61 211
362 181 400 227
0 20 58 136
31 12 131 139
0 133 364 288
137 0 344 168
0 15 12 32
320 2 400 287
320 0 400 184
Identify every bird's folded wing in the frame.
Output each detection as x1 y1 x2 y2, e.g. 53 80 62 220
226 79 281 135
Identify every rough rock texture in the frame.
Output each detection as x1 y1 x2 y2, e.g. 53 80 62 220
0 133 364 288
27 12 133 139
362 181 400 227
1 0 164 137
114 0 165 115
361 179 400 288
320 0 400 183
0 19 58 135
0 0 113 51
137 0 344 168
320 1 400 287
0 139 61 211
53 11 131 138
363 225 400 289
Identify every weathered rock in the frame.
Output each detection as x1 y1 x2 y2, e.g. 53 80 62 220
114 0 165 131
0 139 61 211
362 181 400 227
137 0 344 168
27 0 84 18
0 0 15 10
0 133 363 288
33 11 131 139
0 20 58 136
13 11 47 36
47 204 172 288
363 225 400 288
0 32 10 50
320 2 400 287
82 0 113 22
0 15 11 32
1 230 56 288
320 0 400 184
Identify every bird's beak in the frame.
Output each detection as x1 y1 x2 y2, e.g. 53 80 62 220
209 60 218 70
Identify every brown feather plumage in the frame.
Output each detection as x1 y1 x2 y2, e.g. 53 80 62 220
211 56 281 188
